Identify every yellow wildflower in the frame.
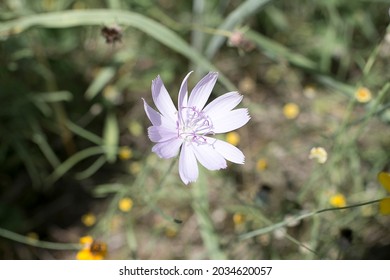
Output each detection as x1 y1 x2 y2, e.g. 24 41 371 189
355 87 372 103
26 232 39 241
378 171 390 215
129 162 141 175
256 158 268 171
226 131 240 146
81 213 96 227
283 103 300 119
309 147 328 164
232 213 245 225
379 198 390 215
128 121 143 137
118 146 133 160
76 236 107 260
103 85 120 103
329 193 346 208
165 226 178 238
378 171 390 192
118 197 133 212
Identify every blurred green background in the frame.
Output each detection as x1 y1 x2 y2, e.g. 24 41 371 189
0 0 390 259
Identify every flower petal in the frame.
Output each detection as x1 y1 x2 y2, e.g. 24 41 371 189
203 91 243 116
142 98 162 126
188 72 218 110
143 98 176 130
152 76 177 122
211 108 250 133
179 144 198 184
192 143 227 170
148 126 177 142
152 138 183 159
205 137 245 164
178 71 192 122
178 71 193 109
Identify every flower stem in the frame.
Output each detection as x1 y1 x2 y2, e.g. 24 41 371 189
0 227 81 250
239 198 382 240
192 168 227 259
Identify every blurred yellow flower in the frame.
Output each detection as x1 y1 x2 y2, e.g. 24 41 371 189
118 197 133 212
378 171 390 192
283 103 300 119
226 131 240 146
129 162 141 175
303 85 316 98
165 226 178 238
355 87 372 103
379 198 390 215
76 236 107 260
329 193 346 208
256 158 268 171
238 76 256 94
378 171 390 215
232 213 245 225
103 85 119 103
118 146 133 160
26 232 39 241
81 213 96 227
309 147 328 164
128 120 143 137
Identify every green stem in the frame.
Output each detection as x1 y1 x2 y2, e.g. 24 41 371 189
147 158 178 222
192 169 227 259
0 227 81 251
239 199 382 240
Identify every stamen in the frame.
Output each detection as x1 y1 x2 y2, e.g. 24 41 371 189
177 107 214 145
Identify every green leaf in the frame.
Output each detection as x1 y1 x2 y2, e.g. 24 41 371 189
103 111 119 163
85 67 116 100
0 9 236 91
205 0 272 59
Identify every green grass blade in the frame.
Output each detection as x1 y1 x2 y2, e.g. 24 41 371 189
34 91 73 103
246 29 317 71
0 9 236 91
85 67 116 100
46 146 105 184
205 0 272 59
103 111 119 163
65 120 103 145
75 155 107 180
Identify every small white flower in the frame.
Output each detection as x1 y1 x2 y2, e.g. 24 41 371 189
143 71 250 184
309 147 328 164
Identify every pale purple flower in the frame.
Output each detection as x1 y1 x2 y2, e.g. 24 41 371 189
142 71 250 184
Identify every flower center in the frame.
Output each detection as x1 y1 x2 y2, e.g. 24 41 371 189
177 106 214 144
